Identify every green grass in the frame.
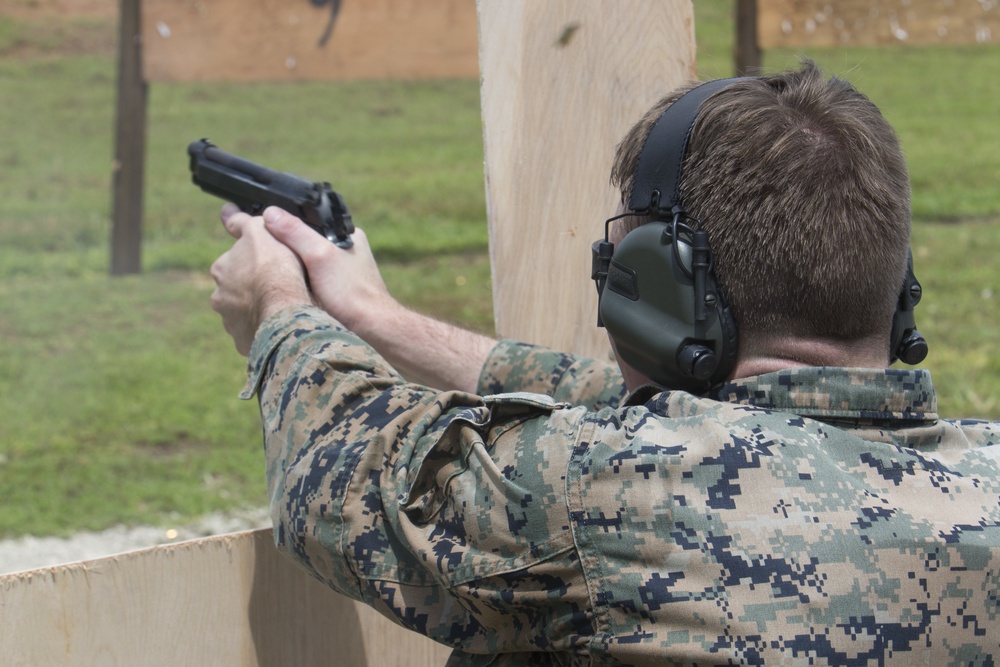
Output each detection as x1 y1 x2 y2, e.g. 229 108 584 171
0 273 264 533
693 1 1000 221
912 220 1000 418
0 25 494 537
0 5 998 538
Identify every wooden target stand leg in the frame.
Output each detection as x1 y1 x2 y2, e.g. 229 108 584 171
11 1 694 664
110 0 146 276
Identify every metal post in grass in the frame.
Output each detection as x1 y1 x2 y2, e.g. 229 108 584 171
734 0 761 76
110 0 148 276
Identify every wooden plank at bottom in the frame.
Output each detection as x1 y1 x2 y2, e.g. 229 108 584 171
0 529 453 666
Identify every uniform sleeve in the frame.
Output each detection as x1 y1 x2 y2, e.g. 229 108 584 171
242 307 594 657
477 339 626 411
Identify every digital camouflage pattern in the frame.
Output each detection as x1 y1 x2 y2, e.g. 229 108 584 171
243 306 1000 666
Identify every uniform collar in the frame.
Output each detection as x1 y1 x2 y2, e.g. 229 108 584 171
626 367 938 423
710 367 938 422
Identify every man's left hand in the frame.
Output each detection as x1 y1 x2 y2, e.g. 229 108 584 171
210 204 312 356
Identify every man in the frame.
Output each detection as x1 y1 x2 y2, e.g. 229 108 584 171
211 62 1000 665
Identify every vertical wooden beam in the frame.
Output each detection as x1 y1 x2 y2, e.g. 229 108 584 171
110 0 148 275
478 1 696 359
734 0 762 76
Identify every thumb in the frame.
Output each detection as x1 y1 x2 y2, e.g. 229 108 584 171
262 207 328 263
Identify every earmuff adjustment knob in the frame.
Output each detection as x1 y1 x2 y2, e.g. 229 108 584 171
677 342 716 382
897 329 929 365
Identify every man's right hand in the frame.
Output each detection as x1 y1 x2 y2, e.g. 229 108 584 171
263 206 497 394
262 206 394 336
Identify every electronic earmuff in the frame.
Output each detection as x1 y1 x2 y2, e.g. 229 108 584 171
593 207 739 392
592 77 928 393
592 78 741 392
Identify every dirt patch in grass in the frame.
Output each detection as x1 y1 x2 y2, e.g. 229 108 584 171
0 0 116 58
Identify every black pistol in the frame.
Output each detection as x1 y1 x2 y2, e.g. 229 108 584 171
188 139 355 248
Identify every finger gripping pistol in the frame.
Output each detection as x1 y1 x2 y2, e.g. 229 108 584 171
188 139 355 248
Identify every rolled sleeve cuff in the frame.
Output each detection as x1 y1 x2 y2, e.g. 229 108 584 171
477 339 625 410
240 304 345 399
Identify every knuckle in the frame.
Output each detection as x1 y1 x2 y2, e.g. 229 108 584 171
300 241 335 266
209 257 225 281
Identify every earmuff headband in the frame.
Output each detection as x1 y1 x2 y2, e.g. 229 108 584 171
629 78 744 215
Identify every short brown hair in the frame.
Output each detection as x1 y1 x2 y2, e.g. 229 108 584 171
610 61 911 350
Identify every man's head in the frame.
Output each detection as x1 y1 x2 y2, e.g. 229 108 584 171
608 61 912 371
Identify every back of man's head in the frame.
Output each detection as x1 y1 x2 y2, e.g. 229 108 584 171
611 61 911 360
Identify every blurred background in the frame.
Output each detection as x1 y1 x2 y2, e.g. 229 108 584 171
0 0 997 544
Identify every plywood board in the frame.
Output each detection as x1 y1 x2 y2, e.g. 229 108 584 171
759 0 1000 48
0 528 453 666
479 0 696 359
142 0 479 82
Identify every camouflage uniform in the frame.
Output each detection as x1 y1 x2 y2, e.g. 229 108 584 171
243 306 1000 666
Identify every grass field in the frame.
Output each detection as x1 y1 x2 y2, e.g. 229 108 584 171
0 3 998 538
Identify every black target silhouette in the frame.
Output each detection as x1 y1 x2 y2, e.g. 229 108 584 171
310 0 342 47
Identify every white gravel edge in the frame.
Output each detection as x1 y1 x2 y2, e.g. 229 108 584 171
0 507 271 575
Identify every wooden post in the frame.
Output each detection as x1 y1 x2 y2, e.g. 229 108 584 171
478 1 696 359
110 0 148 275
735 0 761 75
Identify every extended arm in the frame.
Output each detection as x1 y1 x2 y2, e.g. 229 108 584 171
263 207 627 405
210 204 625 404
260 205 497 392
211 204 496 392
211 218 591 652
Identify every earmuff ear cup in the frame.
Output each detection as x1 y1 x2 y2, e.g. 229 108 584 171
599 222 737 392
889 252 928 365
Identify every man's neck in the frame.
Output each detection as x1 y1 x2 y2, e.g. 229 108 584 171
730 335 889 380
613 335 890 393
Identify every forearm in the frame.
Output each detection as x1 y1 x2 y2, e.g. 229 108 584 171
347 300 497 394
328 294 625 406
258 211 498 393
249 209 620 402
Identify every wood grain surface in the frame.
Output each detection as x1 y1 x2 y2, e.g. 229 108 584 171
479 0 696 358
